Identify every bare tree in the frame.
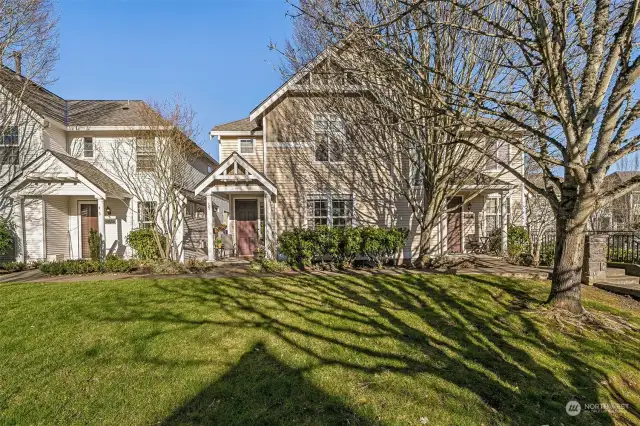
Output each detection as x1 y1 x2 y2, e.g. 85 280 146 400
109 98 203 261
291 0 640 314
277 0 514 261
0 0 58 260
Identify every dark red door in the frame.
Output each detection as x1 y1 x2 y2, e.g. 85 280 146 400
80 204 98 259
447 196 463 253
236 200 258 256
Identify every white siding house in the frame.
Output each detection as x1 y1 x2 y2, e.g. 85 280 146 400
0 68 227 263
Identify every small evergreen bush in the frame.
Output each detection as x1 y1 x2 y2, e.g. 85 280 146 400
126 228 165 260
0 219 14 257
1 261 26 273
88 229 102 261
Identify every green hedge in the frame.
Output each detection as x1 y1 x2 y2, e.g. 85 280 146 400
0 219 14 257
278 226 407 268
40 256 139 276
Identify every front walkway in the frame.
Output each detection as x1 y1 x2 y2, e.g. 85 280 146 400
445 255 552 280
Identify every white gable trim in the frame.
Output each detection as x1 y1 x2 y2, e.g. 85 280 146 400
194 152 277 196
3 152 107 198
249 47 336 122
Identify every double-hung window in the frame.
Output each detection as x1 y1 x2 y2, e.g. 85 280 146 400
0 125 19 165
136 138 155 172
314 114 345 162
138 201 157 229
307 194 353 228
239 139 255 155
83 137 94 158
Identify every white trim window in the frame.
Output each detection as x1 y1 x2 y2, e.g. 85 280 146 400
239 139 255 155
0 125 19 165
307 193 353 228
484 197 501 233
136 138 155 172
83 137 94 158
313 114 345 163
138 201 157 229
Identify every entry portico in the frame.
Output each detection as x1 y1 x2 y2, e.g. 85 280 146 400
4 150 131 261
195 151 277 260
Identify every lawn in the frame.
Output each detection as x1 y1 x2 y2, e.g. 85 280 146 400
0 271 639 425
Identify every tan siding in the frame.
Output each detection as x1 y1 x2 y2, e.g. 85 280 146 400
219 135 264 171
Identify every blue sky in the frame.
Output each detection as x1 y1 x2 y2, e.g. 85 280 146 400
50 0 293 161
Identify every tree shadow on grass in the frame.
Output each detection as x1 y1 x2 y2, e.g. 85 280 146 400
161 342 375 426
81 271 640 425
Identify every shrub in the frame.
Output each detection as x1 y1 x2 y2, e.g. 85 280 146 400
278 226 407 269
88 229 102 261
278 228 316 268
360 226 407 267
185 258 216 273
507 225 531 262
149 261 186 275
104 256 138 273
40 259 100 275
126 228 165 260
249 258 291 273
0 219 14 257
2 261 26 273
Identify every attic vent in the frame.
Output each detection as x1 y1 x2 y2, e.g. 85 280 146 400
122 106 130 110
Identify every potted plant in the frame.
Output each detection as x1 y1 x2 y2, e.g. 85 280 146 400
215 237 223 249
253 245 265 260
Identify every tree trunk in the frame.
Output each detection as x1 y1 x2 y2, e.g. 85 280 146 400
417 205 440 265
547 215 586 313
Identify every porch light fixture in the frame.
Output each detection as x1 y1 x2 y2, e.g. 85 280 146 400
467 203 472 211
106 206 112 216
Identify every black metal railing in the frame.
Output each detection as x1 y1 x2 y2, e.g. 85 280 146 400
607 232 640 264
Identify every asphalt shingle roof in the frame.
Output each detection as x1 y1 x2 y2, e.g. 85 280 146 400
49 150 130 196
211 117 262 132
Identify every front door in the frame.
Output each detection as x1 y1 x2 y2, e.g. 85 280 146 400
80 204 98 259
447 196 463 253
235 200 258 256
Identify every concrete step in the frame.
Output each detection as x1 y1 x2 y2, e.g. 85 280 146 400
594 282 640 298
606 267 627 277
602 275 640 285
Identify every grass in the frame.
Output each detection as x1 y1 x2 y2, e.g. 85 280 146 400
0 271 639 425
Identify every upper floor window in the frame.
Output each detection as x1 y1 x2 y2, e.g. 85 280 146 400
484 140 509 171
138 201 157 229
314 114 344 163
0 125 19 165
136 138 155 172
83 137 93 158
307 193 353 228
239 139 255 155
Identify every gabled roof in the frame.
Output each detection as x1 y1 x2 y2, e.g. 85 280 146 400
195 151 277 195
3 150 130 198
48 151 130 197
211 117 262 133
0 66 155 127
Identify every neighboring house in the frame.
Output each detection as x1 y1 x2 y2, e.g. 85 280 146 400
589 171 640 231
0 64 226 263
195 51 527 262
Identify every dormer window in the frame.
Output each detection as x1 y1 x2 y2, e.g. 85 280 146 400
83 137 93 158
239 139 255 155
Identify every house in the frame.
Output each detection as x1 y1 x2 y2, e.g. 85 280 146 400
0 62 227 263
195 50 527 262
589 171 640 231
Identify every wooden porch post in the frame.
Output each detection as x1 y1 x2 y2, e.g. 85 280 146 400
97 198 106 260
264 190 272 258
206 192 215 262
